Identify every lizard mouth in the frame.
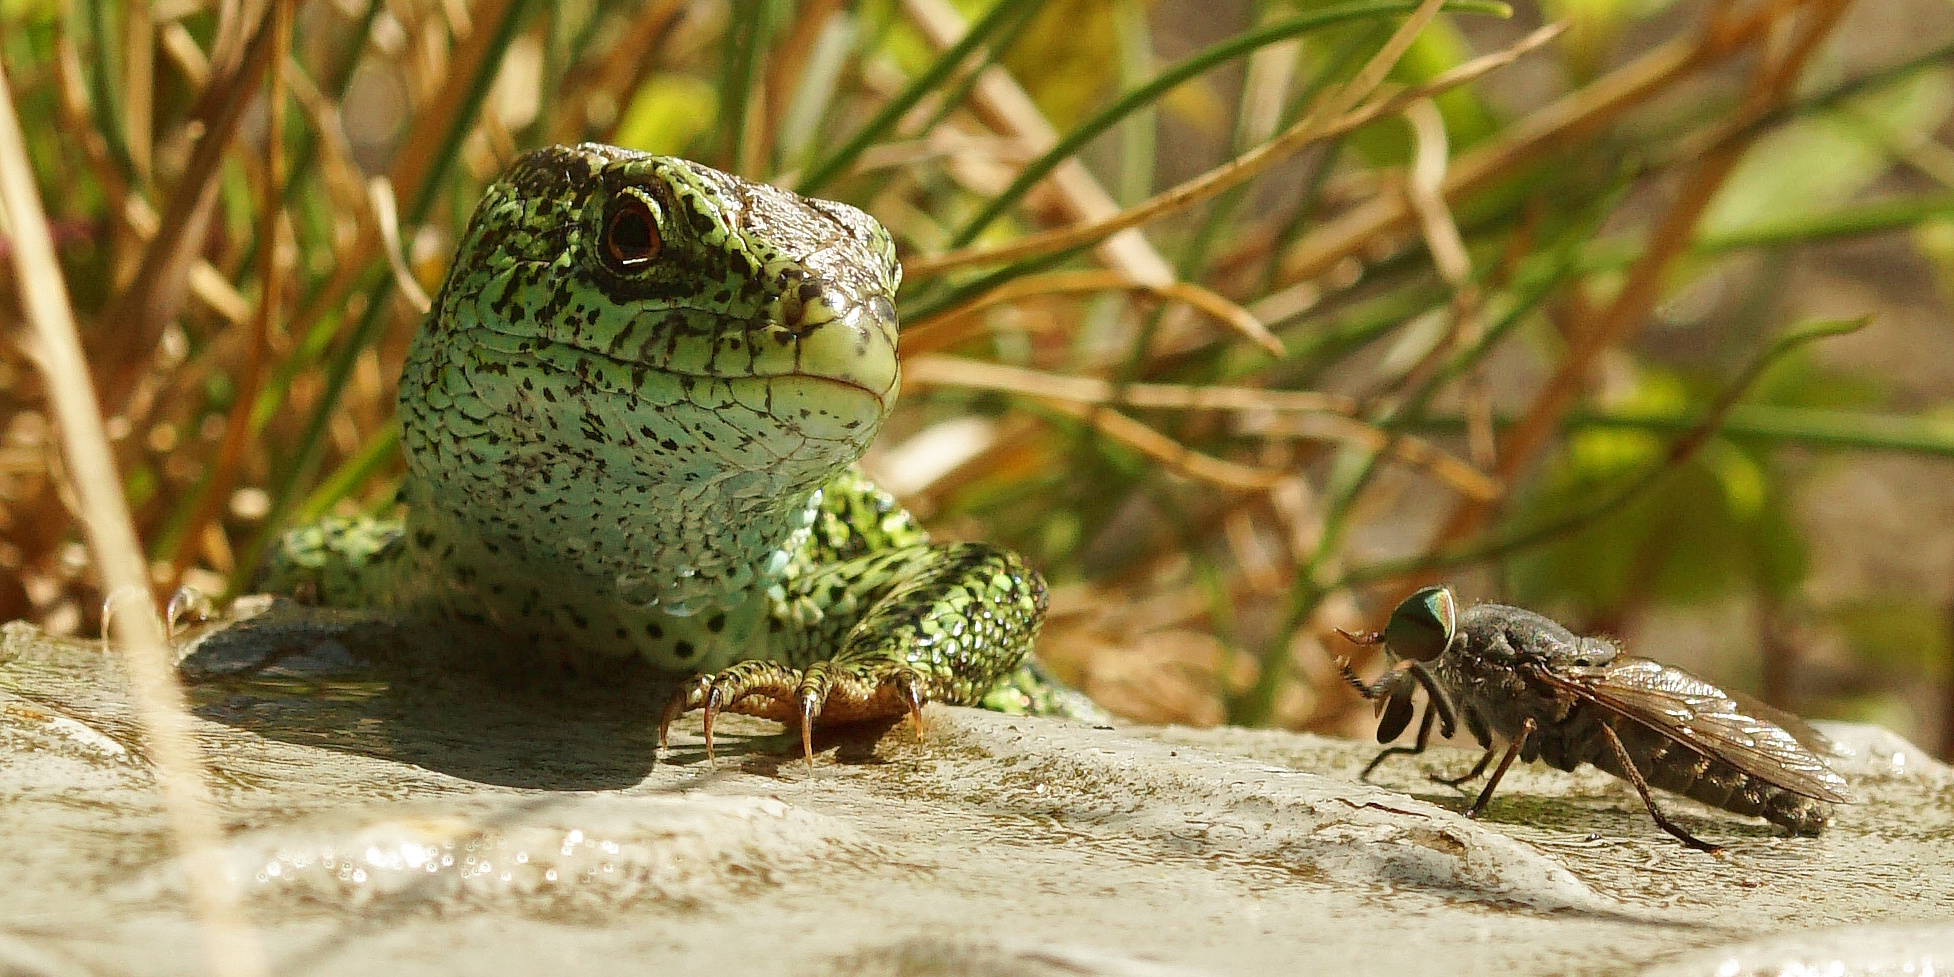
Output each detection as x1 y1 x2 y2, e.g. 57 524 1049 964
537 322 896 448
466 273 900 444
581 284 899 409
768 371 892 408
771 282 900 402
595 278 898 402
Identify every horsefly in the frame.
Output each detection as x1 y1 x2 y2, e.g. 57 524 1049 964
1334 587 1850 852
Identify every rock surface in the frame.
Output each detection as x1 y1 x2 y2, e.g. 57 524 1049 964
2 604 1952 977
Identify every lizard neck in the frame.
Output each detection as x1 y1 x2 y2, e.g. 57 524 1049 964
395 305 872 617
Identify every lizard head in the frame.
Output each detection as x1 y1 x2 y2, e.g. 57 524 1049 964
400 144 901 518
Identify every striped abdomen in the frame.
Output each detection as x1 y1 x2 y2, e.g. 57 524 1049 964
1532 701 1834 835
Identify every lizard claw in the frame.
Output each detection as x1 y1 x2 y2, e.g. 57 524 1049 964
658 659 933 769
798 688 821 772
165 586 216 642
657 678 704 752
702 682 728 767
895 671 927 739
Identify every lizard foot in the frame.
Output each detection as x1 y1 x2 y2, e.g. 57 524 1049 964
165 586 218 640
658 659 927 769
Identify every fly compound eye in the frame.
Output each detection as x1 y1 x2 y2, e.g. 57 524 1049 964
1385 585 1457 662
603 193 662 271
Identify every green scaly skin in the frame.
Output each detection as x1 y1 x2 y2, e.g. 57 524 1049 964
264 144 1079 756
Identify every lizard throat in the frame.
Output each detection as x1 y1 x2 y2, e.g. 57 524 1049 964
401 471 827 618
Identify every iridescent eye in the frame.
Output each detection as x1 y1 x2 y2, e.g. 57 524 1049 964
603 195 661 270
1385 586 1457 662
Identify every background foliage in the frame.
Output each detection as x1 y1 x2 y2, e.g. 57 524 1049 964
3 0 1953 751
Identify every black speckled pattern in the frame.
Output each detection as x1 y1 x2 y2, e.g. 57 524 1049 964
264 145 1043 726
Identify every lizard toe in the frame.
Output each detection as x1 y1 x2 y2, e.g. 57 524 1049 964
664 659 930 768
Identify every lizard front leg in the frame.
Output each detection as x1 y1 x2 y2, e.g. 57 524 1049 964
664 541 1047 764
261 516 412 610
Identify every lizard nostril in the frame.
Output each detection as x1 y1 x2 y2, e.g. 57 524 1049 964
780 278 854 337
779 289 804 329
865 295 896 328
787 281 831 337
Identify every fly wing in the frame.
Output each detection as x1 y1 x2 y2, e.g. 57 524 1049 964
1722 685 1848 760
1534 658 1851 804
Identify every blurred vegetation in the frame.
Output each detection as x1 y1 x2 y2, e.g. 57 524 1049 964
3 0 1953 750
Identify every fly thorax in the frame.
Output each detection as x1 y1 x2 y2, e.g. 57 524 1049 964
1437 646 1552 740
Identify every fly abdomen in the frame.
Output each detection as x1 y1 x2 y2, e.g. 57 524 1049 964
1545 702 1834 835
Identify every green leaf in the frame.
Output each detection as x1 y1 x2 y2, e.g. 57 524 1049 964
1508 365 1820 612
614 76 721 158
1830 599 1952 674
1703 71 1954 239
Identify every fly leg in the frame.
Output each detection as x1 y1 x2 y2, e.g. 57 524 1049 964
1332 652 1385 697
1464 718 1535 819
1434 746 1496 788
1360 704 1435 782
1597 721 1723 854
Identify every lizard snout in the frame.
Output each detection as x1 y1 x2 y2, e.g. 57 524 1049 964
774 277 900 403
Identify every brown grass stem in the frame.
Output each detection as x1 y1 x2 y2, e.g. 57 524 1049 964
165 0 294 583
98 5 277 418
1402 97 1495 469
900 0 1176 286
903 269 1284 356
1038 400 1289 491
1272 30 1701 288
906 354 1357 413
289 0 524 364
906 356 1499 498
1426 0 1855 557
0 62 268 977
903 19 1562 278
562 0 691 142
1343 316 1870 585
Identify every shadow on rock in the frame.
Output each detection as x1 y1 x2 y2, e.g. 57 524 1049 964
176 600 707 790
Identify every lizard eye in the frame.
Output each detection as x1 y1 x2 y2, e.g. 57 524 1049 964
603 195 662 270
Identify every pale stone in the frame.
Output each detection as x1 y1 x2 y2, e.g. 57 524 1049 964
2 612 1950 976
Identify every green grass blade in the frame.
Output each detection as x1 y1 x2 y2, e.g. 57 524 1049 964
71 0 137 186
1114 0 1157 208
911 0 1043 137
1700 191 1954 252
294 423 403 524
896 244 1087 325
718 0 769 172
1414 404 1954 459
777 10 860 172
796 0 1046 194
949 0 1510 249
1342 317 1873 586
